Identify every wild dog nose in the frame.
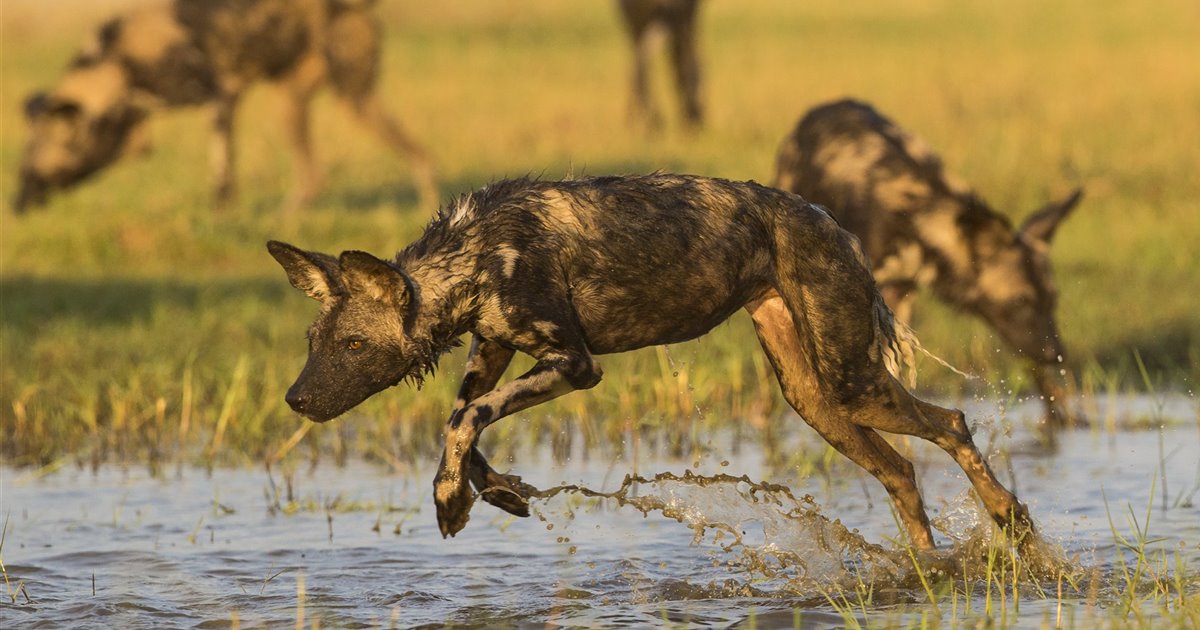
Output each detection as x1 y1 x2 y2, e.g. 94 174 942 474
285 386 308 414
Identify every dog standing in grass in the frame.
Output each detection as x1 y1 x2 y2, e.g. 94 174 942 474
269 173 1036 549
617 0 704 130
15 0 437 214
775 100 1084 428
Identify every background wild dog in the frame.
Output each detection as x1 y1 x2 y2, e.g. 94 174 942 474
774 99 1084 428
268 173 1035 548
15 0 437 214
617 0 704 129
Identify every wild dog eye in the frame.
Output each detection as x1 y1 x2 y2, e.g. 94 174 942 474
347 339 364 351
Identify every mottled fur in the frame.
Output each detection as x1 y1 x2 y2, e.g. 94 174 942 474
617 0 703 129
269 173 1035 548
775 100 1083 426
16 0 436 214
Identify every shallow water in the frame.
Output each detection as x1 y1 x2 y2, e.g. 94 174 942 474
2 395 1198 628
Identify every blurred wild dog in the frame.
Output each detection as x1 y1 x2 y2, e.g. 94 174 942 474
15 0 437 214
774 100 1084 428
268 173 1036 548
617 0 703 129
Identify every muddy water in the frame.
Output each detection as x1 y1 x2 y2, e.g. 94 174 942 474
2 395 1198 628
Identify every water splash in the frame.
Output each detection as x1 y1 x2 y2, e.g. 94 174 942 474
530 470 1075 597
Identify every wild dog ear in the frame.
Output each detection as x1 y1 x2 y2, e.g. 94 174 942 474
1020 188 1084 245
267 240 344 303
338 250 411 305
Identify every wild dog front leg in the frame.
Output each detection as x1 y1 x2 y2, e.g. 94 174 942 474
434 350 601 537
448 336 534 517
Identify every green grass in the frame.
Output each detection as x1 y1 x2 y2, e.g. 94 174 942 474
1 0 1198 466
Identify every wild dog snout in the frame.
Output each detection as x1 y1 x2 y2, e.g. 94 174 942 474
284 383 308 415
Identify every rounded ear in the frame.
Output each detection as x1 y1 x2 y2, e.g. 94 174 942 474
267 240 344 303
338 250 412 304
1020 187 1084 244
24 92 48 120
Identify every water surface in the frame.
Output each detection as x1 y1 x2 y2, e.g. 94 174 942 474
2 395 1197 628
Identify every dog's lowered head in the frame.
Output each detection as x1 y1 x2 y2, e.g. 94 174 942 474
963 189 1083 367
16 60 149 212
268 241 434 422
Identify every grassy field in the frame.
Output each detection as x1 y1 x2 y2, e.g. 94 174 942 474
1 0 1198 466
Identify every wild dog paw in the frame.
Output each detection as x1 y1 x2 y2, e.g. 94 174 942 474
477 471 535 518
433 469 475 538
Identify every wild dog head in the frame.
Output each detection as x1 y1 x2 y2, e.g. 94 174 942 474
966 189 1083 365
268 241 428 422
16 59 147 212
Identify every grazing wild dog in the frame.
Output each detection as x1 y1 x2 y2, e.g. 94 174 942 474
617 0 703 129
268 173 1035 548
774 100 1084 427
15 0 437 214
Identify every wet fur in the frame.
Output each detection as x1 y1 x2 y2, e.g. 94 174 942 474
774 99 1083 426
269 173 1035 548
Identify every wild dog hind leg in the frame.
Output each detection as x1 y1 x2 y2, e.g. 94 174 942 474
746 292 937 549
278 53 326 215
666 0 702 127
210 92 239 208
326 9 438 209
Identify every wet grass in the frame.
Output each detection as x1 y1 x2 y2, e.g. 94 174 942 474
1 0 1198 469
814 480 1200 628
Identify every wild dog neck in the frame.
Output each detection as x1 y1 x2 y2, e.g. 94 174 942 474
394 247 483 374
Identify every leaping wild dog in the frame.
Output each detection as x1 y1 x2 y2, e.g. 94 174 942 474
268 173 1035 547
15 0 437 214
775 100 1084 428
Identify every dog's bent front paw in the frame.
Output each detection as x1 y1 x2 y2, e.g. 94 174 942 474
478 471 536 518
434 471 475 538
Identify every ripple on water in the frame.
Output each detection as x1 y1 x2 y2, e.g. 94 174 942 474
1 398 1197 627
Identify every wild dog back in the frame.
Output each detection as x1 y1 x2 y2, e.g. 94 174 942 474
403 175 835 353
774 99 1083 425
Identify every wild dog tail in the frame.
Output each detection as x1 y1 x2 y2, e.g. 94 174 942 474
874 291 972 388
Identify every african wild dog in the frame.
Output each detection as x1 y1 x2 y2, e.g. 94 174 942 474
774 100 1084 427
617 0 703 129
15 0 437 214
269 173 1036 548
